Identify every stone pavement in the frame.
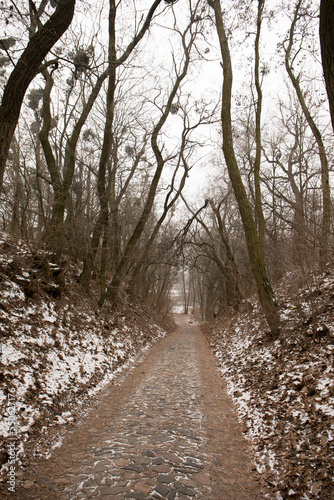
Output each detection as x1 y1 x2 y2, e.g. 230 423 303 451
15 316 261 499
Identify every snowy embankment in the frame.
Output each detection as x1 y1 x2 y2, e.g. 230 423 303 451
0 232 170 482
204 272 334 499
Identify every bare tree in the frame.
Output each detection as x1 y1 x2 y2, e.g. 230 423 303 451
209 0 280 339
181 190 242 313
285 0 331 270
129 97 216 298
105 8 200 305
0 0 76 192
80 0 164 292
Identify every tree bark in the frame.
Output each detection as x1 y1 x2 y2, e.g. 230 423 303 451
39 70 64 251
0 0 76 192
130 131 190 294
210 200 242 308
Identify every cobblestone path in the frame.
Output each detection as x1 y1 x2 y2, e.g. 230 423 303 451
15 316 261 499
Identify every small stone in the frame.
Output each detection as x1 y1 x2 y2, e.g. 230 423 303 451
167 489 176 500
155 465 172 474
99 486 116 495
143 450 156 458
134 482 152 495
152 457 165 465
130 493 147 500
163 452 181 463
175 482 196 496
131 455 151 465
157 475 174 484
117 480 128 486
123 471 141 479
185 461 204 469
155 483 172 497
82 477 96 487
178 478 197 488
93 464 110 472
100 485 128 495
115 458 129 467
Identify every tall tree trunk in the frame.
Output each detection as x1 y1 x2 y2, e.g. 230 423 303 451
0 0 76 192
254 0 266 246
210 0 280 339
10 138 22 237
130 154 188 293
80 0 117 291
320 0 334 134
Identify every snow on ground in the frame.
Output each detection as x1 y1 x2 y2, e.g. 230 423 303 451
204 270 334 499
0 232 171 484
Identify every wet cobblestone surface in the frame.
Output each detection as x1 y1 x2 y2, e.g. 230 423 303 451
15 317 261 499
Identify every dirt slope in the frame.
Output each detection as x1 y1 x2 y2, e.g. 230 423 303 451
0 231 173 494
203 270 334 499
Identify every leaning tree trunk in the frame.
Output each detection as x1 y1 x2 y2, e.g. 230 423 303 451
320 0 334 134
0 0 76 192
210 0 280 339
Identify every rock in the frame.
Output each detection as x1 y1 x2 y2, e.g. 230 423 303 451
100 485 129 495
134 482 152 495
174 482 196 496
122 463 145 472
155 483 172 497
143 450 156 458
157 474 174 484
115 458 129 467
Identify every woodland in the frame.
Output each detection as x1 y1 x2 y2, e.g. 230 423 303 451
1 1 334 498
0 0 334 334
